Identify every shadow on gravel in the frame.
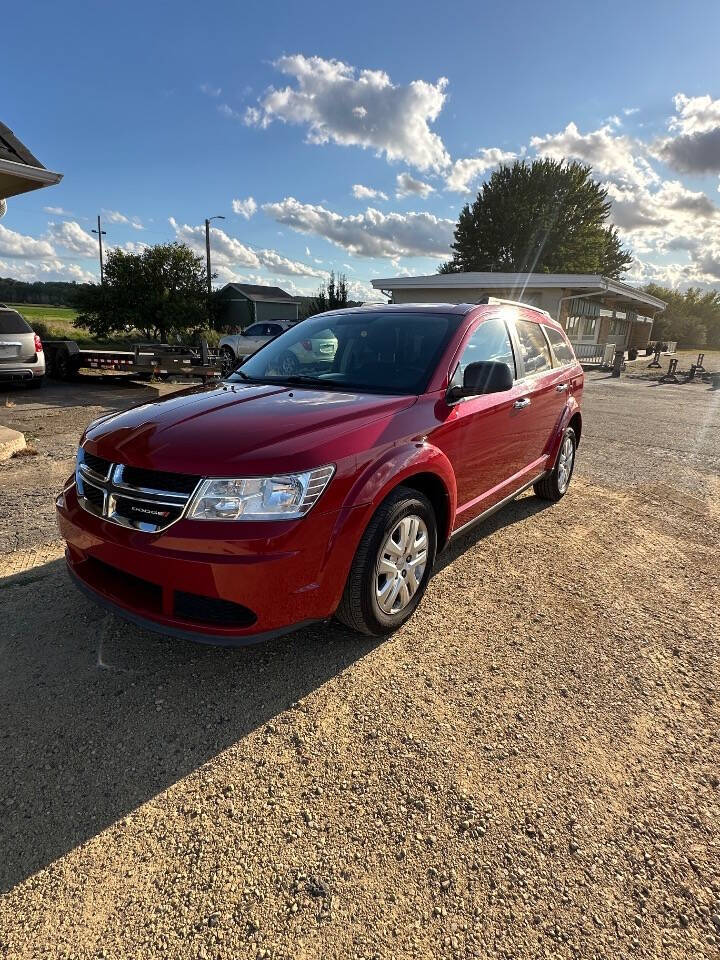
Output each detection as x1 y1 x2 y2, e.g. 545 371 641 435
434 489 553 576
0 559 381 893
1 375 165 411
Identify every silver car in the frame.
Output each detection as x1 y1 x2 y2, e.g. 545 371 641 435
219 321 293 376
0 307 45 388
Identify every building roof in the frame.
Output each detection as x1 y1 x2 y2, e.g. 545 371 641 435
371 272 666 313
220 282 299 303
0 121 63 200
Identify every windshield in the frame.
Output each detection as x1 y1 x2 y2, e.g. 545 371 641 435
227 310 459 395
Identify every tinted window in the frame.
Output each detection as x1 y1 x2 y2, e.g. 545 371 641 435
245 324 263 336
516 319 552 375
231 311 460 395
545 326 576 365
450 318 515 387
266 324 283 335
0 311 31 334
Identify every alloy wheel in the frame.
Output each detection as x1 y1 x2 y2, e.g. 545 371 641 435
557 435 575 493
375 514 429 615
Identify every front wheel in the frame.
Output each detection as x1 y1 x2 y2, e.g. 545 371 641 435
534 426 577 502
335 486 437 636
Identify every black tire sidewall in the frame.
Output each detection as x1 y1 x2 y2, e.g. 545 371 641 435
362 493 437 634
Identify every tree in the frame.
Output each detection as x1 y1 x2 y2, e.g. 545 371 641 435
440 159 633 278
644 284 720 347
304 271 349 318
71 242 210 341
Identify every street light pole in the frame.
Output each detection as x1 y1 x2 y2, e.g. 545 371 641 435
92 215 107 284
205 215 225 296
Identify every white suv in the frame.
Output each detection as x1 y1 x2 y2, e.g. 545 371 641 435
0 307 45 388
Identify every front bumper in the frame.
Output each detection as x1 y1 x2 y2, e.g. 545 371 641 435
56 481 357 644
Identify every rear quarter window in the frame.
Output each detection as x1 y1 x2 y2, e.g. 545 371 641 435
0 310 32 335
544 326 576 365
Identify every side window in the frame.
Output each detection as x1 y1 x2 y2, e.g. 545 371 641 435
544 326 576 365
267 324 283 336
450 318 515 387
245 324 262 336
515 319 552 375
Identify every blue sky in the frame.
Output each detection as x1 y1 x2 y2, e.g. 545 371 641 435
3 0 720 295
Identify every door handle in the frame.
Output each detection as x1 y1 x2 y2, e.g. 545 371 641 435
513 398 531 409
556 383 568 392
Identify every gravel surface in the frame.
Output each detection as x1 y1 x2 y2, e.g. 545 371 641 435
0 373 718 959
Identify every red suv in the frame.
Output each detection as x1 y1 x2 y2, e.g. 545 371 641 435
57 302 583 642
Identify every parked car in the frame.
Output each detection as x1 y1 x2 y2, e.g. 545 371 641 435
0 306 45 388
219 320 337 376
57 302 583 644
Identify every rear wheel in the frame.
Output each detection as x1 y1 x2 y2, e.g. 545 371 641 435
335 486 437 636
534 427 576 502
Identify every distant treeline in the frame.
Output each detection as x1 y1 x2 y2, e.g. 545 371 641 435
0 276 85 306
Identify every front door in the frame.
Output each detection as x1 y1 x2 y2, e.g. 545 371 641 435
432 316 531 530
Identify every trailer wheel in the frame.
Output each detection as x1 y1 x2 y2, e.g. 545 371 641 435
53 349 71 380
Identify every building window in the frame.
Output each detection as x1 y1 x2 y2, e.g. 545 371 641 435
610 318 629 337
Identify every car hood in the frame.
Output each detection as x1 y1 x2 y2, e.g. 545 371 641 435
83 382 417 475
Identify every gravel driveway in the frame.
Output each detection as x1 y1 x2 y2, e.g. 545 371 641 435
0 372 718 959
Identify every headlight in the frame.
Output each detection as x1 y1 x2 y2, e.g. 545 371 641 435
187 465 335 521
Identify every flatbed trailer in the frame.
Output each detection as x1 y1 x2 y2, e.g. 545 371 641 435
43 339 223 383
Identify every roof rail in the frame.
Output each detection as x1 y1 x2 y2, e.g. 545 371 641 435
476 295 551 317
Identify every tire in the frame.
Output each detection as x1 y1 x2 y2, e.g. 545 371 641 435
220 346 237 378
335 486 437 636
279 350 299 375
534 426 577 502
26 376 44 389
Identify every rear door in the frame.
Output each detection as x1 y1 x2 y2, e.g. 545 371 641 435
509 315 569 468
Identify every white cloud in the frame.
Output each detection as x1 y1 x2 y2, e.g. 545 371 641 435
232 196 258 219
352 183 388 201
200 83 222 97
43 205 72 216
654 93 720 174
0 223 56 259
47 220 97 257
0 256 95 284
623 107 640 117
445 147 517 192
168 217 327 279
530 121 657 188
262 196 454 259
102 209 144 230
395 172 434 198
245 54 450 171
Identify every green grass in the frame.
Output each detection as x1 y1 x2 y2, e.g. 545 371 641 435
7 303 134 349
7 303 78 321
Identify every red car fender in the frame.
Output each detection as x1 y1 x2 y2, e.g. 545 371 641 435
317 442 457 611
546 396 582 464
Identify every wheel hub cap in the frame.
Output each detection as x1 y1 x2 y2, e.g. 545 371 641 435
375 515 428 615
557 435 574 493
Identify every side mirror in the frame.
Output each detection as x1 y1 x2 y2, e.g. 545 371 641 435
447 360 513 401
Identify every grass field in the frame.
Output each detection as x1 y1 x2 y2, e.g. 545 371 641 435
6 303 134 348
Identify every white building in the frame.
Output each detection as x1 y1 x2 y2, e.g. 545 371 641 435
371 273 666 359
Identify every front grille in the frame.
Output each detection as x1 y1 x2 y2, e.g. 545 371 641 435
112 495 185 528
121 465 200 495
174 591 257 628
76 447 201 533
82 481 105 511
83 451 111 478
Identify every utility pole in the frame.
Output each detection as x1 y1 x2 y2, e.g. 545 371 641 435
92 215 106 283
205 215 225 296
